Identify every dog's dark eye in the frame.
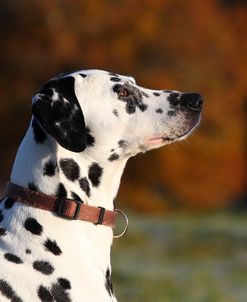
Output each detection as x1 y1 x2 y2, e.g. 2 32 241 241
118 87 129 97
113 85 129 98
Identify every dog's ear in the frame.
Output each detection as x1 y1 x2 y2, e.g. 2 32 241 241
32 76 87 152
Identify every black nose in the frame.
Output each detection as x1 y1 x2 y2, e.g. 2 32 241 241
179 93 203 111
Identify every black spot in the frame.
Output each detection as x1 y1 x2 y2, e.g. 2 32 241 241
32 118 47 144
28 182 38 192
125 99 146 113
59 159 80 181
86 127 95 147
0 210 4 223
56 183 67 198
139 103 148 112
118 140 126 148
44 239 62 256
24 217 43 235
108 153 119 161
112 84 122 93
38 279 72 302
110 77 121 82
153 92 160 96
79 73 87 78
88 163 103 187
105 268 114 296
4 253 23 264
113 109 119 117
4 198 15 209
79 178 91 197
38 285 53 302
126 101 136 114
168 110 176 117
51 282 71 302
58 278 71 290
44 160 57 176
163 90 173 93
111 149 115 152
0 227 7 236
33 261 54 275
167 92 180 107
156 108 163 114
71 192 83 202
26 249 31 254
0 279 23 302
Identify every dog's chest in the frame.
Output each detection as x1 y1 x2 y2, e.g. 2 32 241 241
0 200 115 302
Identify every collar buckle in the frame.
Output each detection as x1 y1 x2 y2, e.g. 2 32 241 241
57 197 82 220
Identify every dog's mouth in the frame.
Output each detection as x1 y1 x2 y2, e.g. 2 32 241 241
148 132 189 145
163 127 195 142
148 120 200 146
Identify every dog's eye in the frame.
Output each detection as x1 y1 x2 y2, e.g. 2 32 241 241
113 85 129 98
118 87 129 97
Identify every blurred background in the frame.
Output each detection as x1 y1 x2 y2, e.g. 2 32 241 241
0 0 246 301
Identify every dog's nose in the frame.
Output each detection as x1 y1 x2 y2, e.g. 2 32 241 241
179 93 203 111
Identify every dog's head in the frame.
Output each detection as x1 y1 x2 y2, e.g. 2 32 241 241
32 70 202 158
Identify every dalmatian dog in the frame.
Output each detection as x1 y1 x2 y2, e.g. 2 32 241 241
0 69 202 302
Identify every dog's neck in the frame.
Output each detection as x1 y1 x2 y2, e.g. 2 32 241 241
11 122 128 211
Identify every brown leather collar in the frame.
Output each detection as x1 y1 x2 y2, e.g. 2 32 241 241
5 182 117 228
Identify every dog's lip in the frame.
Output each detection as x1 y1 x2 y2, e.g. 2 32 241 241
147 137 164 145
148 136 177 144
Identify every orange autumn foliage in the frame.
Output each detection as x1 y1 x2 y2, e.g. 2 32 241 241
0 0 246 212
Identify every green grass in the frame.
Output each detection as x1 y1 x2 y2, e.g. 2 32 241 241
112 212 247 302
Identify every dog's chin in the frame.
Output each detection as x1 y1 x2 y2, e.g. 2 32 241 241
147 123 200 147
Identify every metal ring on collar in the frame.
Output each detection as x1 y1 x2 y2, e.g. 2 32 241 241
113 209 129 239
